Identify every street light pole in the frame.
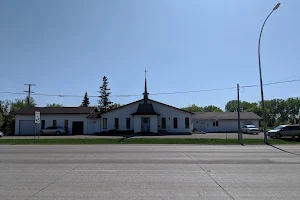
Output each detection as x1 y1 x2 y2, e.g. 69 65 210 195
258 3 281 145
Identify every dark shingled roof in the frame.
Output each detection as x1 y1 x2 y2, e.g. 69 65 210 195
192 112 262 121
131 103 160 115
13 107 96 115
99 99 194 115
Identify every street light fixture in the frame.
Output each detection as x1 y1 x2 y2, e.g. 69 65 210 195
258 3 281 145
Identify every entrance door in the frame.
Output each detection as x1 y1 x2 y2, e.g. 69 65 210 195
199 122 205 132
72 121 84 135
141 117 150 132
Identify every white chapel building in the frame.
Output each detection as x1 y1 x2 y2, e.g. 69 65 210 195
93 78 194 133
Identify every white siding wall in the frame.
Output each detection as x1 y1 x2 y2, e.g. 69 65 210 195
150 116 158 133
193 119 260 132
100 101 142 132
100 99 193 133
15 114 99 135
133 115 140 132
151 101 193 133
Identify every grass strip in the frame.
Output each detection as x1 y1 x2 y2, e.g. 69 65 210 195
0 138 299 145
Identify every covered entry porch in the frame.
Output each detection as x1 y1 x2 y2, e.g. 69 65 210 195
133 115 158 133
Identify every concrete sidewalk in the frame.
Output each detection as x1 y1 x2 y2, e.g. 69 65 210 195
3 132 264 139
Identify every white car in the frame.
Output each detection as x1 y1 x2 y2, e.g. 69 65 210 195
40 126 66 135
241 124 260 134
0 131 4 137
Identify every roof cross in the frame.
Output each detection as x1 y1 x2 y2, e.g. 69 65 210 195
144 68 148 79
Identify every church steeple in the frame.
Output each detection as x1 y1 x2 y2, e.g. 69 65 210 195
131 68 159 116
143 68 149 104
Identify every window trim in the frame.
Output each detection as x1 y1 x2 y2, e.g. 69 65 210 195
173 117 178 129
41 120 45 129
64 120 68 130
185 117 189 129
103 118 107 129
114 118 119 129
162 117 166 129
213 121 219 127
126 118 130 129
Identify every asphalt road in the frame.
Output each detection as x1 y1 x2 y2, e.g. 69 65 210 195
4 132 264 139
1 144 300 200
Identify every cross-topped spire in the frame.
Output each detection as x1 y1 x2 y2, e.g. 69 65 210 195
143 68 149 104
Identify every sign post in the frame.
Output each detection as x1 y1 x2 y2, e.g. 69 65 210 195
35 111 40 143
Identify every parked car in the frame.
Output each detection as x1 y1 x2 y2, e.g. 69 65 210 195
40 126 66 135
268 125 300 139
0 130 4 137
241 124 260 134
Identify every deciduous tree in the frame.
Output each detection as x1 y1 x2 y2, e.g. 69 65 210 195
46 103 63 107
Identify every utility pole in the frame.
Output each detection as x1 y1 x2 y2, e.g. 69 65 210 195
237 83 243 145
24 84 35 106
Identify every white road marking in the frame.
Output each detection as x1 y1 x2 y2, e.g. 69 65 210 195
72 169 206 173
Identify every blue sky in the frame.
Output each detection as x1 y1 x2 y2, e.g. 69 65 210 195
0 0 299 110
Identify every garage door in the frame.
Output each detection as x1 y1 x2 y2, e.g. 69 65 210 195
19 120 36 135
72 121 84 135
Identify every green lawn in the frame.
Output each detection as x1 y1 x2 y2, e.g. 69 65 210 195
0 138 299 145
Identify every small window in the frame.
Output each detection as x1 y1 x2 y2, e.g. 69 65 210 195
114 118 119 129
53 120 57 126
173 118 178 129
185 117 190 129
103 118 107 129
126 118 130 129
64 120 68 129
213 121 219 127
41 120 45 129
162 118 166 129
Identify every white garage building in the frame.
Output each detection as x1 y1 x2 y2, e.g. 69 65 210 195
192 112 262 133
14 107 98 135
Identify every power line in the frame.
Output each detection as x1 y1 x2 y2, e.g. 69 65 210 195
240 79 300 88
1 78 300 98
277 72 300 82
0 92 25 95
149 86 237 96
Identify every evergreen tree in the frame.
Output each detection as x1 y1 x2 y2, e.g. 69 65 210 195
98 76 113 112
81 92 90 107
